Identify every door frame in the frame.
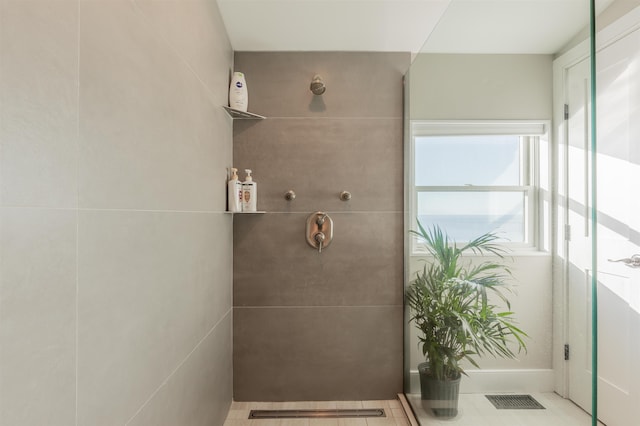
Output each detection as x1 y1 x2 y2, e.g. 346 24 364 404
552 2 640 401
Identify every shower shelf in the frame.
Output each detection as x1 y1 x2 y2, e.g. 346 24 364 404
222 106 266 119
225 211 266 214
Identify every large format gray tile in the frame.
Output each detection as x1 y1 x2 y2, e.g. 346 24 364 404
233 212 403 307
0 207 76 426
134 0 232 104
0 0 78 208
127 313 232 426
77 210 231 426
79 0 231 212
233 52 409 118
233 118 403 213
233 306 403 401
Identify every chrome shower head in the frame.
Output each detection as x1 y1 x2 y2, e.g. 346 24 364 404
310 75 326 95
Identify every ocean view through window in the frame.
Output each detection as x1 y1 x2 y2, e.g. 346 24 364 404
410 121 546 251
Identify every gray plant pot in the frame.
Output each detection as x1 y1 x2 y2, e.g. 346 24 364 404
418 362 461 418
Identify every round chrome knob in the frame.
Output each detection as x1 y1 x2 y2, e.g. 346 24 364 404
340 191 352 201
284 190 296 201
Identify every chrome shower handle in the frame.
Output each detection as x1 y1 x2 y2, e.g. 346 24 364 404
315 232 325 253
306 212 333 253
608 254 640 268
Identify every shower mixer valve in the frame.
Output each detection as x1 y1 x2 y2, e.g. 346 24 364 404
314 232 326 253
306 211 333 253
316 213 328 227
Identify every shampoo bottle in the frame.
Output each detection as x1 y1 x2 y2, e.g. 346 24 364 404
227 168 242 212
242 169 257 212
229 72 248 112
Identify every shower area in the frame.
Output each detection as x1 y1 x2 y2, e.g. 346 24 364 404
227 1 640 424
402 1 640 425
230 51 408 402
4 0 636 423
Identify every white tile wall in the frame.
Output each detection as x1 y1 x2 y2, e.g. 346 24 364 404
0 0 78 208
77 210 232 425
127 314 233 426
134 0 233 101
0 0 234 425
0 208 77 425
78 0 231 212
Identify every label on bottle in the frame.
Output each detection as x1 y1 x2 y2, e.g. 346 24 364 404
228 181 243 212
229 73 248 112
242 182 256 212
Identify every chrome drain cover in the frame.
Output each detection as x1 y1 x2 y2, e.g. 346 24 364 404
485 394 545 410
249 408 385 419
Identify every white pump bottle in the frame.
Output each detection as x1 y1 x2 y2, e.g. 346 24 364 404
227 168 242 212
242 169 257 212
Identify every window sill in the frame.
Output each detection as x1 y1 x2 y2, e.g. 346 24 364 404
409 248 551 258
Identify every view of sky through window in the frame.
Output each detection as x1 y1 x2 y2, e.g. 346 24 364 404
415 135 527 242
415 135 521 186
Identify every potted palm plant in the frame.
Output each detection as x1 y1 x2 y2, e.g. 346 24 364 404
406 222 527 417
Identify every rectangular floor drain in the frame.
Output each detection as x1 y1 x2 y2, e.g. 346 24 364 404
485 394 545 410
249 408 385 419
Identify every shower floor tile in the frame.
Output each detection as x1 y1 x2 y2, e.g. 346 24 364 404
223 399 410 426
406 392 605 426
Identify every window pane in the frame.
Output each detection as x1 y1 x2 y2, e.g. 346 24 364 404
417 191 526 242
415 135 521 186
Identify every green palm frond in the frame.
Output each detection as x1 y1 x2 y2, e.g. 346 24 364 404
406 222 528 381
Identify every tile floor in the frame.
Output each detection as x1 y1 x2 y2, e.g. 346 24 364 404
223 399 411 426
406 392 604 426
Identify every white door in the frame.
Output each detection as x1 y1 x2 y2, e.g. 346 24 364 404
566 23 640 426
593 24 640 426
566 56 594 417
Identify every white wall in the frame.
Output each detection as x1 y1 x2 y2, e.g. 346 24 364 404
556 0 640 56
406 254 553 393
407 53 555 393
0 1 234 425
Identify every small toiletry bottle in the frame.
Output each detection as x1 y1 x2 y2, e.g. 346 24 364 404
229 72 248 112
227 168 243 212
242 169 257 212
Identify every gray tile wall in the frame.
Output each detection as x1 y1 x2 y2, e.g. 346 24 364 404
232 52 409 401
0 1 234 425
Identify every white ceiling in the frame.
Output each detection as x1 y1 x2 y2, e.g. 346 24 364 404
216 0 451 53
216 0 609 54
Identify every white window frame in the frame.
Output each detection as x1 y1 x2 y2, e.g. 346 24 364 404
409 120 548 254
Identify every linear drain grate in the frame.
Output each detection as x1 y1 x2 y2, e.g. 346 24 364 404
249 408 385 419
485 394 545 410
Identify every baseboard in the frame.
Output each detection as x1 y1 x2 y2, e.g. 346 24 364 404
408 369 555 394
